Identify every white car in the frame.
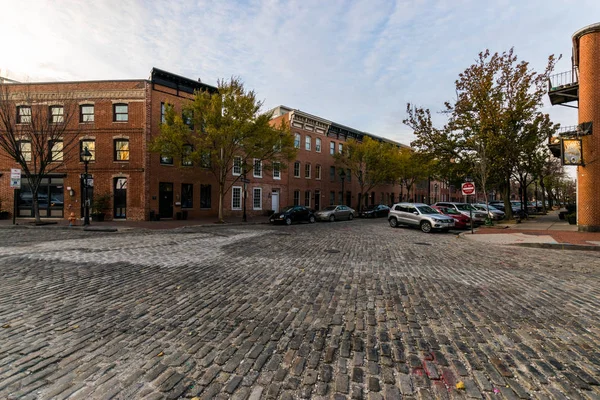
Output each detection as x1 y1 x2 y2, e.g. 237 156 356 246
472 203 505 220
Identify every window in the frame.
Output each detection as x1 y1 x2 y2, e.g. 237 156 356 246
293 190 300 206
338 143 343 154
200 184 211 208
49 140 63 161
294 133 301 148
316 138 321 153
114 139 129 161
160 102 166 124
232 187 242 210
339 192 343 204
315 165 321 180
182 144 193 166
304 191 311 207
273 162 281 179
80 105 94 123
113 103 128 122
182 184 193 208
330 142 335 155
305 136 311 151
253 188 262 210
17 106 31 124
80 140 96 161
330 191 335 205
346 169 351 182
304 163 311 179
18 140 32 162
294 161 300 178
233 156 242 175
160 154 173 165
183 109 194 129
330 166 336 181
49 106 64 123
200 151 211 168
253 159 262 178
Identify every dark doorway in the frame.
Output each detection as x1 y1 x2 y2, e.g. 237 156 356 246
314 190 320 210
114 177 127 219
159 182 173 219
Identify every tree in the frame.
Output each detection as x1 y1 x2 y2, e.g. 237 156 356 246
405 49 558 219
0 83 81 223
151 77 296 222
334 137 398 211
394 148 432 202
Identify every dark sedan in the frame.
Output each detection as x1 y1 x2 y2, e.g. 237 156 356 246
269 206 316 225
359 204 390 218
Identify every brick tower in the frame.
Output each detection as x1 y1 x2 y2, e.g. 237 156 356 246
574 23 600 231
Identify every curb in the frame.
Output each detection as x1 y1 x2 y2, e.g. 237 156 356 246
511 242 600 251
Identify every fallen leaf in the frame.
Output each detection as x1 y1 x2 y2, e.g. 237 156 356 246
2 324 11 329
157 351 164 357
456 381 465 390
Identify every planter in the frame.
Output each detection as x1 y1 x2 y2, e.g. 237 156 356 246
0 211 9 220
567 215 576 225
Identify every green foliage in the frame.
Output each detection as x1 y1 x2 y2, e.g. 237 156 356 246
91 193 111 214
151 77 296 221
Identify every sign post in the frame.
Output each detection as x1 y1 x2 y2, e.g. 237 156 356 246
10 169 21 225
462 182 476 233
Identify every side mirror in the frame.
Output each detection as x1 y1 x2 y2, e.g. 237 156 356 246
413 211 419 215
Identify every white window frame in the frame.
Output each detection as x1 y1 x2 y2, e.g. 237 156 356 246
294 161 300 178
305 163 311 179
253 159 262 178
315 165 321 180
50 140 63 161
232 186 242 210
338 143 343 154
315 138 321 153
330 141 335 155
253 187 262 210
305 136 311 151
273 162 281 180
294 133 301 149
233 156 242 176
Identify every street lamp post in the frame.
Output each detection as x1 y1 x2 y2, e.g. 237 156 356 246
243 171 247 223
81 147 92 226
339 169 346 205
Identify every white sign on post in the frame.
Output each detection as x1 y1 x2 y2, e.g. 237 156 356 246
461 182 475 196
10 168 21 189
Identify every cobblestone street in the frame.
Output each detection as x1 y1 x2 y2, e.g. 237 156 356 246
0 219 598 399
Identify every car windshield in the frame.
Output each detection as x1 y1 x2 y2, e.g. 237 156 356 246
323 206 337 211
280 206 295 212
456 204 475 211
442 208 461 215
417 205 439 214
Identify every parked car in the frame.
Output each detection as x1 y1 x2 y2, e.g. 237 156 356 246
315 205 355 222
489 200 505 211
510 201 529 219
359 204 390 218
269 206 316 225
472 203 505 220
388 203 455 233
432 205 471 229
434 202 487 225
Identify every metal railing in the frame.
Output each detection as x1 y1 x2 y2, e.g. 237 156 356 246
548 70 578 91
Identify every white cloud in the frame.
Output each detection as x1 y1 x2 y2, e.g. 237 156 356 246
1 0 598 147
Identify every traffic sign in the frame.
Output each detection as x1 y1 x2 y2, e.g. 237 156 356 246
10 168 21 189
461 182 475 196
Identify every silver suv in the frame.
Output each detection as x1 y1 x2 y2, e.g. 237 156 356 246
388 203 455 233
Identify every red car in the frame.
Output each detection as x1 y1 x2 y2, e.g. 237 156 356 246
432 205 471 229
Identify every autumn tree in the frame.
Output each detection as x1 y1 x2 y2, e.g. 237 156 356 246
0 83 81 223
405 49 558 219
151 77 296 222
334 136 398 211
393 148 432 202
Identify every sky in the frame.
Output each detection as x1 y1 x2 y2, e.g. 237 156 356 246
1 0 598 150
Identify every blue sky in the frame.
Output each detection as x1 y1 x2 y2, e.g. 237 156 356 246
1 0 597 148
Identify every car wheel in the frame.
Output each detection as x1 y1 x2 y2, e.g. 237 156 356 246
285 217 292 225
348 214 353 221
329 215 335 222
420 221 432 233
309 215 316 223
388 218 398 228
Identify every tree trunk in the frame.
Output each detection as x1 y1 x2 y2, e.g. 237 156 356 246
218 184 224 223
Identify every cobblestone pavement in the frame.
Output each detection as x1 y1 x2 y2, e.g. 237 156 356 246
0 219 599 400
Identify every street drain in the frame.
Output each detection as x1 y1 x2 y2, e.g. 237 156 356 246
414 242 432 246
324 249 340 253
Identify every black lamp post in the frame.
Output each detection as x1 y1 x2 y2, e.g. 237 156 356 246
81 147 92 226
339 169 346 205
242 171 247 223
434 183 438 204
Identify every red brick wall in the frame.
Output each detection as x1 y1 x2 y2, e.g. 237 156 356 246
577 29 600 231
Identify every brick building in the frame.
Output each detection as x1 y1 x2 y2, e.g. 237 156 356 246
1 69 451 222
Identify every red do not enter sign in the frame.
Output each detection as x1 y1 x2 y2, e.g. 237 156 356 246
462 182 475 195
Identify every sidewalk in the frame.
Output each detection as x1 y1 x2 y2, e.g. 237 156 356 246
0 214 271 231
462 210 600 250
